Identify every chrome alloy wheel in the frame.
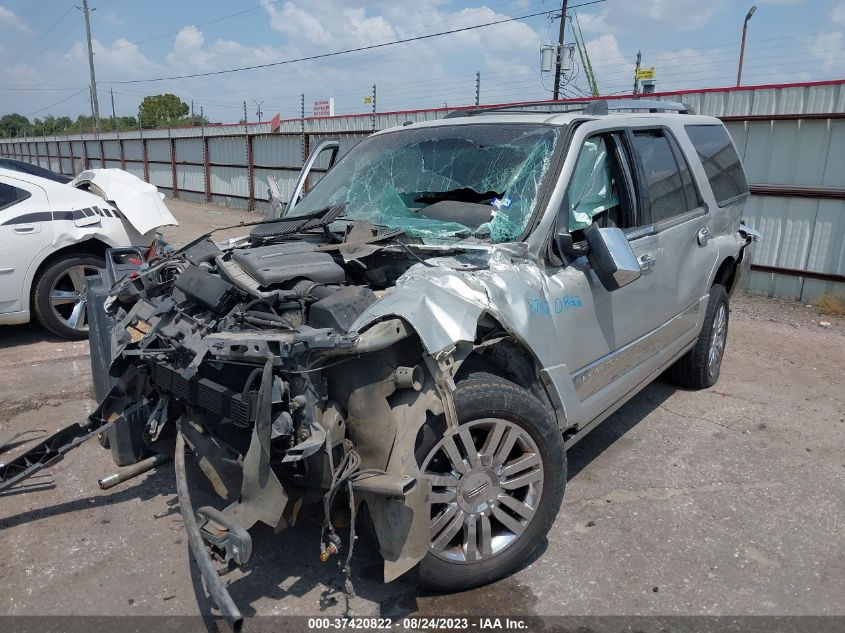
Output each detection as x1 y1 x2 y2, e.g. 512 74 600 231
708 303 728 379
420 418 544 563
49 264 100 332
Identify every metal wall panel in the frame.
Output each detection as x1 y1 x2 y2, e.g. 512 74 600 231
146 139 170 163
252 135 301 167
102 140 121 160
176 138 203 163
208 137 246 165
209 165 249 198
176 164 206 195
253 167 297 202
148 163 172 189
123 139 142 161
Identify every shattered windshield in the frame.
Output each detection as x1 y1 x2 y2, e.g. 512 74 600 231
288 123 561 243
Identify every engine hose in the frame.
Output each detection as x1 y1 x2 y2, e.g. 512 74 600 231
174 432 243 632
243 315 293 330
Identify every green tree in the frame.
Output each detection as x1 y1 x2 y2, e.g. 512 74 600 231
138 93 190 129
0 113 31 138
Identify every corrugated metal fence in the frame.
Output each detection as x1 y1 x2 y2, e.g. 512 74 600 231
2 79 843 302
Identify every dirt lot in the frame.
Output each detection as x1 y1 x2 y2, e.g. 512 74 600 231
1 199 844 621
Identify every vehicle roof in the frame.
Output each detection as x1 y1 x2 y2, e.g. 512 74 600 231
375 110 724 135
0 157 72 183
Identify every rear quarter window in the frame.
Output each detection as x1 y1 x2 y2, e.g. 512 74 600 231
685 125 749 205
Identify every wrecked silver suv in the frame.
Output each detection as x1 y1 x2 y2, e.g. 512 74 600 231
1 100 759 626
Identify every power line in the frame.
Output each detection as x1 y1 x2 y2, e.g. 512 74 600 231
27 87 91 116
101 1 607 85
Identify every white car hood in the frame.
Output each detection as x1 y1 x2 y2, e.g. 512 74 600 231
71 168 178 236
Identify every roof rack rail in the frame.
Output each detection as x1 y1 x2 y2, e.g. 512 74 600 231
444 101 591 118
583 99 695 115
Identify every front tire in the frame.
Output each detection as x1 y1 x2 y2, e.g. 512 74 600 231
32 253 105 340
668 284 729 389
415 373 566 592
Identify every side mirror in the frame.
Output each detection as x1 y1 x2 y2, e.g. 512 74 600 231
583 223 641 291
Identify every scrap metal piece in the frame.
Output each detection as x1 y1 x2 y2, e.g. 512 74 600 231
223 357 289 531
98 453 171 490
197 505 253 566
428 346 460 435
174 432 244 632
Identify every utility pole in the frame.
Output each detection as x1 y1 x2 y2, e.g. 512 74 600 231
243 101 248 124
110 87 116 131
253 100 264 122
200 105 204 120
191 100 194 118
475 70 481 106
79 0 100 131
736 6 757 86
552 0 569 100
633 50 642 96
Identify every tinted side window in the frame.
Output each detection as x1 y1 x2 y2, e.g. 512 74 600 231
685 125 749 205
632 130 696 224
0 183 31 211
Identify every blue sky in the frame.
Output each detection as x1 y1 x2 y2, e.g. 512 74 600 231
2 0 844 123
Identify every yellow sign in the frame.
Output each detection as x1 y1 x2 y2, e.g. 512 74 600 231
636 66 655 80
363 96 373 104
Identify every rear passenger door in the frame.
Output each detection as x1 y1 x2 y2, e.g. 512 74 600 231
627 126 718 331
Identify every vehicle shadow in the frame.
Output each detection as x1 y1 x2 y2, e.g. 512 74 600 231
567 379 677 480
0 322 64 349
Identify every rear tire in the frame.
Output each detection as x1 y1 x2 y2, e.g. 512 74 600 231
32 253 105 340
668 284 729 389
415 373 565 592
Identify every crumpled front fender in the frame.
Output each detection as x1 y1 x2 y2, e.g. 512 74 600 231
352 269 490 354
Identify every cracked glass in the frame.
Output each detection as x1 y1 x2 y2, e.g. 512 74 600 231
288 123 561 244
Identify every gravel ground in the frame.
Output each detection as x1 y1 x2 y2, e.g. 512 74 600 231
1 199 843 625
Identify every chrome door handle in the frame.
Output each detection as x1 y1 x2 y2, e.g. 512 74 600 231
639 253 656 272
697 226 711 246
13 224 36 234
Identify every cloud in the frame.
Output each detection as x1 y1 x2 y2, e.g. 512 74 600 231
833 3 845 25
645 0 727 29
573 9 615 34
0 6 32 33
808 30 845 70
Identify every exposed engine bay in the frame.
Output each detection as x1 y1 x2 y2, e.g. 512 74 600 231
82 205 497 621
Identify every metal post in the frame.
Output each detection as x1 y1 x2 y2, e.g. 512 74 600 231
55 137 64 175
372 84 377 131
736 6 757 87
119 137 125 170
552 0 569 100
141 137 149 183
81 0 100 132
300 93 305 163
170 135 178 199
247 133 255 211
203 133 211 203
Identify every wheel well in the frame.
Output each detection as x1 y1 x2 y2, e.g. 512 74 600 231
29 238 109 307
713 256 737 294
455 331 558 422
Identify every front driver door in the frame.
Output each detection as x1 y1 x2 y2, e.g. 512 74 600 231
0 175 53 317
540 128 699 425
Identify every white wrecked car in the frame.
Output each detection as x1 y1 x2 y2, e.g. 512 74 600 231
0 167 176 338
